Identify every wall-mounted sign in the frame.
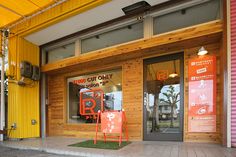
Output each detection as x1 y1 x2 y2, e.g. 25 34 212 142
73 74 113 88
188 55 216 132
80 89 104 116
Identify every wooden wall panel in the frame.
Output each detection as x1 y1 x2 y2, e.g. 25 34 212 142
47 59 143 140
47 75 64 136
184 43 222 143
41 20 222 73
123 59 143 139
47 37 222 143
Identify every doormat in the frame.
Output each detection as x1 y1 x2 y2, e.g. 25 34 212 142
68 140 131 150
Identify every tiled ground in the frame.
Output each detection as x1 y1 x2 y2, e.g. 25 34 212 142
0 137 236 157
0 144 75 157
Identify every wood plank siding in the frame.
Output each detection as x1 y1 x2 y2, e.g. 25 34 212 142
41 20 222 73
46 21 224 142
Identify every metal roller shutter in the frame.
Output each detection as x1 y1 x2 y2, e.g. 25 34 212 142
231 0 236 148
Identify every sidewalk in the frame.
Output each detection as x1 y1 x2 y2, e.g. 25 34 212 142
0 137 236 157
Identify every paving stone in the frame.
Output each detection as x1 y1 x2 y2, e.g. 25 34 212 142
0 145 77 157
1 137 236 157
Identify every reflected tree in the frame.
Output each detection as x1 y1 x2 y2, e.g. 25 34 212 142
160 85 180 128
147 80 163 132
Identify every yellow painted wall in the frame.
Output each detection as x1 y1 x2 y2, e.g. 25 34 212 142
6 0 110 139
8 36 39 138
0 34 1 49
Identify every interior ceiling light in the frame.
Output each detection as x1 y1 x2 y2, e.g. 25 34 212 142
169 60 178 78
122 1 151 15
198 46 208 56
169 73 178 78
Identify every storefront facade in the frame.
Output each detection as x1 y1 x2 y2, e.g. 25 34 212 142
39 0 225 143
5 0 232 146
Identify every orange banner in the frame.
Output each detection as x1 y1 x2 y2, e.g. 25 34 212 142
94 110 128 146
188 55 216 132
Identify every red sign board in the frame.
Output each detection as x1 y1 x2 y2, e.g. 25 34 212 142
80 89 104 116
94 110 129 146
101 111 122 133
157 70 169 81
188 55 216 132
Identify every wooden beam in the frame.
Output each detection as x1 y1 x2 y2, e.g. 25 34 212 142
41 20 223 73
221 0 228 146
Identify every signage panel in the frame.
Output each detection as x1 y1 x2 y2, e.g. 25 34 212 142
188 55 216 132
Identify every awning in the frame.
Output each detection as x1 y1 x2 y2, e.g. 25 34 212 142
0 0 56 28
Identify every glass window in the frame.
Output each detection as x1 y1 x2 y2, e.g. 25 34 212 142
81 22 143 53
67 69 122 124
44 42 75 64
153 0 221 35
145 59 181 134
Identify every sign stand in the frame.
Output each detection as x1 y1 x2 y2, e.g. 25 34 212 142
94 109 129 146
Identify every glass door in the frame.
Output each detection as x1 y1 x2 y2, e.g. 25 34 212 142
143 53 184 141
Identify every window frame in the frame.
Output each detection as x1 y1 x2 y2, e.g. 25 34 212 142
78 19 144 54
65 67 123 125
41 38 77 65
40 0 222 65
151 0 222 36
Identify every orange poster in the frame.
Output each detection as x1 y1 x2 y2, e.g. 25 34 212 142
101 111 122 134
188 55 216 132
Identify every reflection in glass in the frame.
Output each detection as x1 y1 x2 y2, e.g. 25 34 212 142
67 69 122 124
81 22 143 53
153 0 221 35
146 60 180 134
47 42 75 63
